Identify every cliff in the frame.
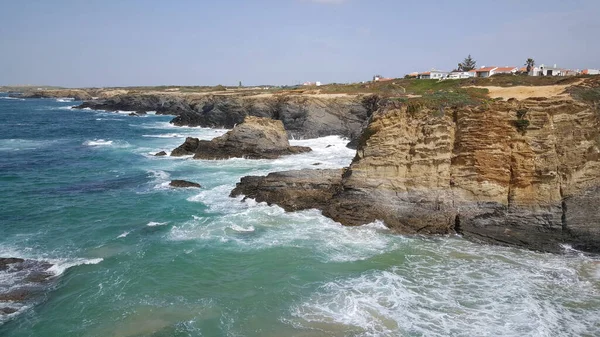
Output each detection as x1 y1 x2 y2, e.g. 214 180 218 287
231 79 600 253
76 93 372 140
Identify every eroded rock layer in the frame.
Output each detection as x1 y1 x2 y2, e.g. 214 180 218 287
231 87 600 253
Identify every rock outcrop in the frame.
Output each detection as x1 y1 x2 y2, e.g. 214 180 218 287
172 116 311 160
231 83 600 253
0 258 54 320
77 93 372 139
169 180 202 188
171 137 200 157
231 169 344 211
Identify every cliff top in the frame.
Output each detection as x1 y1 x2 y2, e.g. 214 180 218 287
5 75 600 105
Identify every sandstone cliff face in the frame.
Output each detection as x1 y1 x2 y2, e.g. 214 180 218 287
78 93 371 139
232 83 600 253
172 116 311 160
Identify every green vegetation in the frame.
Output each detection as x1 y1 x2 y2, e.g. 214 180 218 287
514 119 530 133
516 108 528 119
569 86 600 105
514 108 530 133
525 58 535 73
457 54 477 72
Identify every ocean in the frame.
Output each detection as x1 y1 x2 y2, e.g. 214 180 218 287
0 94 599 337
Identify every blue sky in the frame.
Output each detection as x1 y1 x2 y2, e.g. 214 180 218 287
1 0 598 87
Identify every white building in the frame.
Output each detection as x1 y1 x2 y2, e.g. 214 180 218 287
418 70 449 80
583 69 600 75
535 64 565 76
474 66 518 78
448 71 475 79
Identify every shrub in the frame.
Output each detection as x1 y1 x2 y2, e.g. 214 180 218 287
514 119 530 133
516 108 528 119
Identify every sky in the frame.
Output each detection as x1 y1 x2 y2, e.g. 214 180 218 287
1 0 599 87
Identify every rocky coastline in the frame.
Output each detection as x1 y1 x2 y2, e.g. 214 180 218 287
9 79 600 253
75 93 374 141
231 79 600 254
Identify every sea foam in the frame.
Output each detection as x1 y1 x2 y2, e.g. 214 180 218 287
83 139 113 146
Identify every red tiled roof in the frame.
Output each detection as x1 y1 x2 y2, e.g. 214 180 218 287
495 67 517 72
420 72 431 75
519 66 528 72
582 69 589 75
476 67 497 72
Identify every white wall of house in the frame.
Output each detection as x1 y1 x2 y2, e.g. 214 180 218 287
430 71 449 79
448 72 474 79
536 64 564 76
587 69 600 75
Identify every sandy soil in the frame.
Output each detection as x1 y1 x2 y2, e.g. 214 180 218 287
473 81 583 100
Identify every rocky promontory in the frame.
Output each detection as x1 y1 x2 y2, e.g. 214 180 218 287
231 80 600 253
171 116 311 160
10 89 94 101
76 93 373 140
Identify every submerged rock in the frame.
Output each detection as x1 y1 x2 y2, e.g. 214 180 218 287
154 151 167 156
169 180 202 188
172 116 311 160
230 81 600 253
0 257 55 321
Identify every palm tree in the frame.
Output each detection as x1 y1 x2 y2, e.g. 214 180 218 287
525 58 535 74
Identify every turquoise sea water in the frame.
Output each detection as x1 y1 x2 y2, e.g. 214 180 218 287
1 95 600 337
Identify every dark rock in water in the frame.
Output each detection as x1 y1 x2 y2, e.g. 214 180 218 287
173 116 311 160
345 137 359 150
312 163 322 166
128 112 138 116
0 288 35 302
0 257 56 320
0 257 24 271
0 307 18 315
169 180 202 188
326 145 333 148
171 137 199 157
155 151 167 156
230 169 343 211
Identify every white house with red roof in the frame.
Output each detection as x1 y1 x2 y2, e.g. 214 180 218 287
473 66 518 78
582 69 600 75
417 69 449 80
